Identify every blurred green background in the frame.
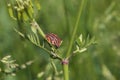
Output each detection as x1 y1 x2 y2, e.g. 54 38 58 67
0 0 120 80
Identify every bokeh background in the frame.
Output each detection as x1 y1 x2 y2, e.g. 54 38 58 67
0 0 120 80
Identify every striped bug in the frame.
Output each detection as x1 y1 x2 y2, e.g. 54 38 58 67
45 33 62 48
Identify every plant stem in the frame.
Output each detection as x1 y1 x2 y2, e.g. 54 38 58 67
32 19 45 38
63 63 69 80
63 1 87 80
66 0 86 57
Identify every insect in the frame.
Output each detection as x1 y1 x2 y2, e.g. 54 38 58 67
45 33 62 48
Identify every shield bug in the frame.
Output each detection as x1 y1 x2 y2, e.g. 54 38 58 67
45 33 62 48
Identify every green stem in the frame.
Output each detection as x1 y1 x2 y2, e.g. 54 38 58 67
63 64 69 80
50 59 58 75
37 25 45 38
63 1 86 80
32 19 45 38
66 0 86 57
51 59 58 80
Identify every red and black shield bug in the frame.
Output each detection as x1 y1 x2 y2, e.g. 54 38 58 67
45 33 62 48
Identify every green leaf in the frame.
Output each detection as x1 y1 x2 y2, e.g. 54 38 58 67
7 4 16 20
74 34 96 54
14 28 25 38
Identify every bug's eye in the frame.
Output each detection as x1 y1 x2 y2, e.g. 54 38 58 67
45 33 62 48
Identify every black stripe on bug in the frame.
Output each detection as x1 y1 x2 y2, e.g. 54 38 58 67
45 33 62 48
